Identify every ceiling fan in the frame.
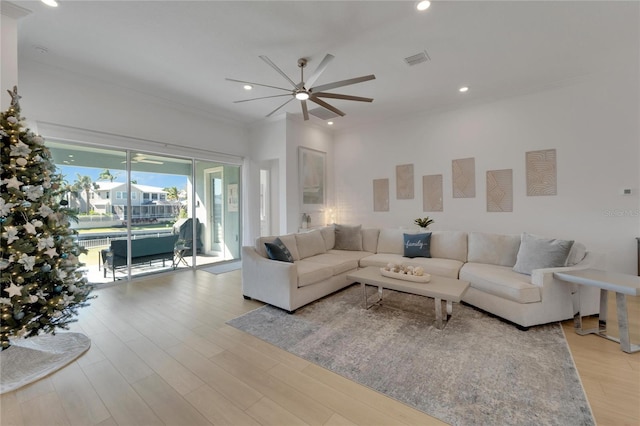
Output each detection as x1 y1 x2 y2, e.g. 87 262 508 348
227 54 375 121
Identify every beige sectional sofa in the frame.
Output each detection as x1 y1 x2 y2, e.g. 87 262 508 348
241 226 601 328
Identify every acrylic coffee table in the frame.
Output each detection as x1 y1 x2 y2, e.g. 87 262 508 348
347 266 470 330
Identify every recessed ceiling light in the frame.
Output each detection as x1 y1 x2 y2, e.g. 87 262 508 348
416 1 431 11
327 121 334 126
41 0 58 7
459 86 469 93
243 84 252 90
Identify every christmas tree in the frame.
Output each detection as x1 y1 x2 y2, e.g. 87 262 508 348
1 87 93 350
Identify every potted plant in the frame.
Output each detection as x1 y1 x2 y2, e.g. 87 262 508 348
414 216 434 230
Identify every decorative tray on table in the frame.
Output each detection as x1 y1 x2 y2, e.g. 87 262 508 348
380 268 431 283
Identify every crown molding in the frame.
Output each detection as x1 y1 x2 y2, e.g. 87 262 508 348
1 1 31 19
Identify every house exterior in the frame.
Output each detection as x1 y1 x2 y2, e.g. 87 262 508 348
85 182 181 222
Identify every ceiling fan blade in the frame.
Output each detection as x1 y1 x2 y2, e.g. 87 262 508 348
139 159 163 165
309 97 345 117
225 78 292 92
304 54 334 89
233 94 292 103
311 74 376 93
313 92 374 103
259 55 298 89
266 97 295 118
301 100 309 121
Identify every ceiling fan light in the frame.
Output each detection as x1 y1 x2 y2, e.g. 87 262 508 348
459 86 469 93
295 91 310 101
243 84 253 90
41 0 58 7
416 1 430 11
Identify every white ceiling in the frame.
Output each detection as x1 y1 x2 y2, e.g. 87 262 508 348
12 0 639 130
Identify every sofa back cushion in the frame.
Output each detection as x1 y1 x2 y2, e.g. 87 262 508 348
295 230 327 259
319 226 335 251
377 229 417 254
334 224 363 251
430 231 468 262
467 232 520 267
362 228 380 253
256 234 300 261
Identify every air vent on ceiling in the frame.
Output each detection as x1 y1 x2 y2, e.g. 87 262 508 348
404 50 431 66
309 107 339 120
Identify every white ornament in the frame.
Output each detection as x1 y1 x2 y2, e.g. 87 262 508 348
23 221 37 234
38 204 54 217
4 282 23 298
0 199 16 216
44 246 58 258
17 254 36 271
3 176 23 190
9 141 31 157
2 226 19 244
16 157 27 166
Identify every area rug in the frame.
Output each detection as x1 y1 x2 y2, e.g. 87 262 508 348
0 332 90 394
228 284 593 426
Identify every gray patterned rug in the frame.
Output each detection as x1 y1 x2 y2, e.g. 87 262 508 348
228 284 593 426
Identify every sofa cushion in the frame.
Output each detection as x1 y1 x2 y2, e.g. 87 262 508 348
334 224 363 251
265 238 294 263
377 229 419 255
401 258 464 279
403 233 431 258
327 249 372 263
296 260 334 288
295 230 326 259
304 253 358 275
362 228 380 253
256 234 300 261
513 233 574 275
467 232 520 267
460 263 541 304
359 253 463 279
319 226 335 251
430 231 468 262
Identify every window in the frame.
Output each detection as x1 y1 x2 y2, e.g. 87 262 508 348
116 191 127 199
152 193 158 200
143 193 150 200
160 194 166 201
131 192 137 200
105 192 110 199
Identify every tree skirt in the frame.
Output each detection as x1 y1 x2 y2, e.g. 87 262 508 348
0 332 90 394
228 284 594 426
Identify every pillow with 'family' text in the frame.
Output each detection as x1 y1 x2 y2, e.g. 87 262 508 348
403 233 432 258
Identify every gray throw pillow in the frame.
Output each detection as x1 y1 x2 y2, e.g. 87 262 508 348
334 224 363 251
513 233 574 275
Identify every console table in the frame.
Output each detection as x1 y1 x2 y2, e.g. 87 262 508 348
554 269 640 353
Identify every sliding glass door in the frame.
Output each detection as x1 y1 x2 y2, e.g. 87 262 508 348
48 140 242 283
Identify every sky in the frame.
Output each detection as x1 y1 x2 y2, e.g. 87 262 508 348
57 165 188 190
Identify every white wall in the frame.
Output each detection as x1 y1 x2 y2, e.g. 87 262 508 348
334 69 639 274
18 60 249 158
286 117 335 233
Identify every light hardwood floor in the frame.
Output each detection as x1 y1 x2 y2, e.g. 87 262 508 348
1 269 638 426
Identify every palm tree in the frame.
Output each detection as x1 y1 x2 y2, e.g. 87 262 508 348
98 169 120 182
164 186 180 216
74 174 97 214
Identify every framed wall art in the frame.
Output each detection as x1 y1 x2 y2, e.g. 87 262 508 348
299 147 326 208
423 174 443 212
396 164 414 200
452 157 476 198
373 178 390 212
487 169 513 212
526 149 557 196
